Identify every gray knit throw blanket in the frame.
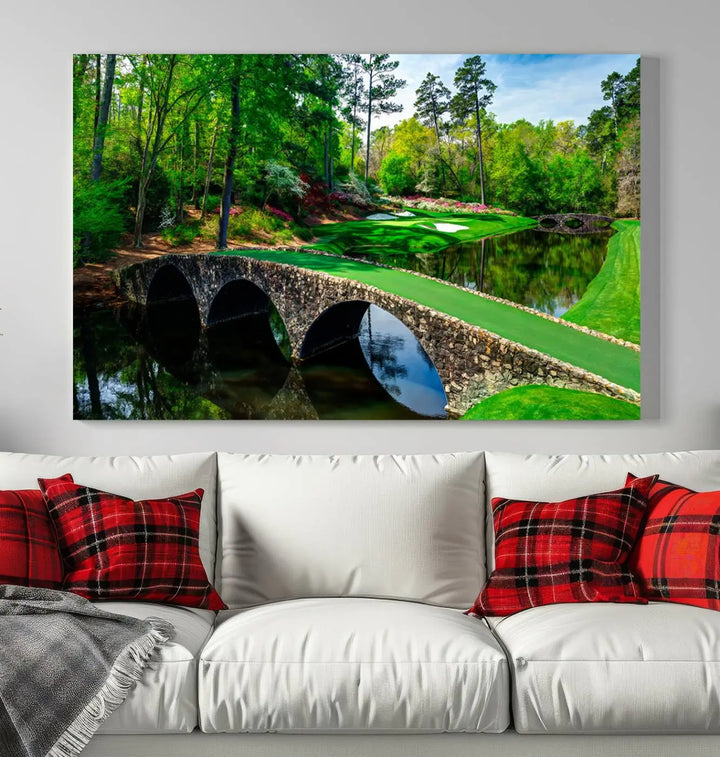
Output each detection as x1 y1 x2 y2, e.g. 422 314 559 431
0 584 174 757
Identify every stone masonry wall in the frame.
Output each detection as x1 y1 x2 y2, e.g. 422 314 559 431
112 253 640 417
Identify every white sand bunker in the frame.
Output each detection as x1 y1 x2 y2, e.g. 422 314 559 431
365 211 417 220
418 222 469 233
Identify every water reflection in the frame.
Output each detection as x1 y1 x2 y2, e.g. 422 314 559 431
345 228 610 317
73 302 447 420
300 305 447 419
359 306 446 417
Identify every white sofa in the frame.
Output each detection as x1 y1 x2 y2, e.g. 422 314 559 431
2 449 720 757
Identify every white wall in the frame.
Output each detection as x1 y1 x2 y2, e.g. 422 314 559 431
0 0 718 456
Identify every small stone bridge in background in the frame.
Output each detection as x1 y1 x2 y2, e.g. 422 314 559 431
534 213 615 234
112 252 635 417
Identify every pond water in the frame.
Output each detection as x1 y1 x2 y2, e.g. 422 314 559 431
73 227 612 420
345 228 610 317
74 303 447 420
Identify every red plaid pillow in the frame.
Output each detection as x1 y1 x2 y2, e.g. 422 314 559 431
38 475 225 610
0 489 63 588
627 473 720 610
468 474 658 617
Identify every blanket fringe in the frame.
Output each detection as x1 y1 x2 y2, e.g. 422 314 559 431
46 618 174 757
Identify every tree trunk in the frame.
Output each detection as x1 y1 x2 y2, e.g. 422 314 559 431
93 54 101 141
90 54 116 182
323 127 329 187
176 127 185 224
191 119 200 209
201 122 218 218
133 180 149 247
365 61 373 183
350 117 357 174
432 102 446 193
135 55 146 153
72 55 90 124
474 100 486 206
218 64 242 251
80 315 103 419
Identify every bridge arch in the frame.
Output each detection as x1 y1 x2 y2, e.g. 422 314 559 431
300 300 448 417
208 278 274 326
146 264 201 369
207 278 291 367
534 213 615 234
300 300 370 359
147 263 197 307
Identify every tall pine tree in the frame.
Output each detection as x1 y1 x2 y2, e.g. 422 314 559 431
414 73 451 192
451 56 496 205
362 54 406 182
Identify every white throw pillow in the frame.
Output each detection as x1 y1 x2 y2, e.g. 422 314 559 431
217 453 485 609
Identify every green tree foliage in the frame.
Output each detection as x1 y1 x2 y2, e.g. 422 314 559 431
581 58 640 216
378 153 415 195
73 177 129 265
72 54 641 267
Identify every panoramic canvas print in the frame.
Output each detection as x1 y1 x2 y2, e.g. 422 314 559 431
73 53 641 420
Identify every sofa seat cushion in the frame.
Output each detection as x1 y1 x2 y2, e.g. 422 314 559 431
94 602 214 734
199 598 509 733
489 602 720 733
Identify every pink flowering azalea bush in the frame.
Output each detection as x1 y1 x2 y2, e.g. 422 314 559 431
266 206 293 223
386 195 513 216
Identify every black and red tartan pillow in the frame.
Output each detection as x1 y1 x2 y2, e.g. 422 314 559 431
627 473 720 611
0 489 64 588
38 474 226 610
468 474 658 617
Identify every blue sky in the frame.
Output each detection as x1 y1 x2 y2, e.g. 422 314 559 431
370 54 638 129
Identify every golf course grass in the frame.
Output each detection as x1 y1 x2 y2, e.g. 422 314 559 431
215 248 641 392
563 220 641 344
462 385 641 420
308 210 538 257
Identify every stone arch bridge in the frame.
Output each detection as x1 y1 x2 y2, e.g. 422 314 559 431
112 252 635 417
534 213 615 234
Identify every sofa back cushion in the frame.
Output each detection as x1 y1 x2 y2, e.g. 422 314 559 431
217 453 485 609
0 452 218 581
484 450 720 570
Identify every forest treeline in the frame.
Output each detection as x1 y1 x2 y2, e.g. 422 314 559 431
73 53 639 264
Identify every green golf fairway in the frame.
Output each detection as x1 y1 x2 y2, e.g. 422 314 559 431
563 220 641 344
309 210 537 257
214 249 640 391
462 385 641 420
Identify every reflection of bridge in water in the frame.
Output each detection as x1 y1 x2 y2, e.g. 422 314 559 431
534 213 615 234
112 252 639 417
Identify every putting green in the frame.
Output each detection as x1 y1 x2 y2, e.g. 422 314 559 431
309 210 537 257
214 248 640 391
462 385 641 420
